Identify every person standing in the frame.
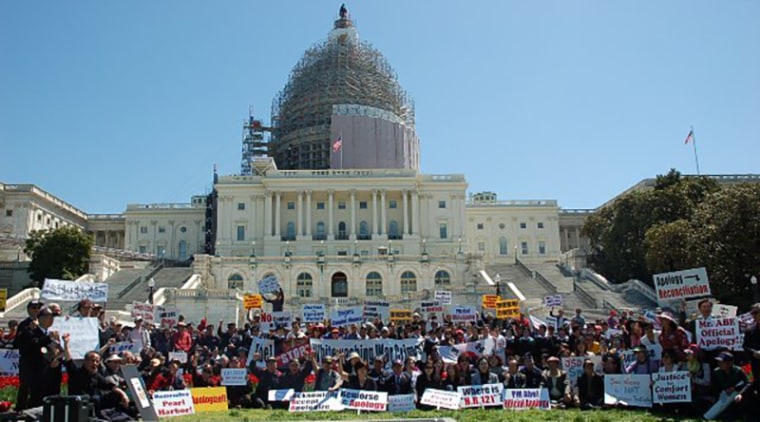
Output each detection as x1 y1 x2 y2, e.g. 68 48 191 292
15 306 58 408
742 303 760 381
12 299 44 410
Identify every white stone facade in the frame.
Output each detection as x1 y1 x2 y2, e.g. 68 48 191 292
123 199 206 260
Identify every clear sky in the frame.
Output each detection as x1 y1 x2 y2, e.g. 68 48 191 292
2 1 758 214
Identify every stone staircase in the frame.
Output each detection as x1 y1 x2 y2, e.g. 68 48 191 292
107 267 194 311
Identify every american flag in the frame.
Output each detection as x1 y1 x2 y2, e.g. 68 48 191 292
332 135 343 152
684 129 694 144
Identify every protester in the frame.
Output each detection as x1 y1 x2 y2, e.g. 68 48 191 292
577 359 604 410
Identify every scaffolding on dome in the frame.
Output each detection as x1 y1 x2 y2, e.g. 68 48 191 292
240 107 272 176
269 16 415 170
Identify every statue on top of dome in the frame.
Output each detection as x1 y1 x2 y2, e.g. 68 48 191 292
339 3 348 19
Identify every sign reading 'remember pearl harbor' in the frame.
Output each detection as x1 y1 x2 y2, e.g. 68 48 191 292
653 267 711 304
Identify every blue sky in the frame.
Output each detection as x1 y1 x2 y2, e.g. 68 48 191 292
2 1 758 213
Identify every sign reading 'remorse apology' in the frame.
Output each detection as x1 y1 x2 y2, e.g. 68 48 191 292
653 267 711 304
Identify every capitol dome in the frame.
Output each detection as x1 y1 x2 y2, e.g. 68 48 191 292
270 5 420 171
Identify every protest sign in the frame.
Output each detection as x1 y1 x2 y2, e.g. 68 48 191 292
562 356 602 388
310 338 423 367
390 309 413 323
302 304 326 323
330 306 363 327
153 389 195 418
243 294 263 310
268 389 295 402
0 288 6 312
277 338 311 366
50 317 99 359
620 350 638 370
109 342 135 355
482 295 498 310
41 279 108 302
168 352 187 364
458 383 504 408
388 394 416 412
438 339 495 363
257 274 281 296
289 391 343 412
545 316 558 330
503 388 551 410
544 295 563 307
434 290 452 305
496 300 520 319
363 300 390 321
191 387 228 412
221 368 247 386
420 389 461 410
696 317 741 351
260 311 293 332
131 302 155 325
449 306 477 323
652 371 691 404
247 337 275 367
653 267 711 304
604 374 653 407
712 304 738 318
0 349 19 376
339 388 388 411
421 301 443 314
739 312 756 330
122 365 158 421
156 307 179 328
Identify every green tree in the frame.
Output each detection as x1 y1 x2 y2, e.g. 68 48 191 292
24 226 93 284
643 219 697 274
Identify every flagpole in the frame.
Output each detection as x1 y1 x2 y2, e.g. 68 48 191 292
340 131 343 169
691 125 701 175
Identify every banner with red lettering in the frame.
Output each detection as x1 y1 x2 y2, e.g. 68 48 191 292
338 388 388 411
503 388 550 410
276 338 312 366
152 389 195 418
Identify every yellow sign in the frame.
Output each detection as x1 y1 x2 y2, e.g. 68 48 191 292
243 294 263 310
191 387 229 413
496 299 519 309
482 295 499 309
497 307 521 319
390 309 413 323
0 288 6 312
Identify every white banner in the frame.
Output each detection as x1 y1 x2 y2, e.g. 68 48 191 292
449 306 477 323
309 338 423 367
257 275 281 296
247 337 275 367
268 389 295 402
301 304 326 323
603 374 653 408
438 338 495 363
260 311 292 332
458 383 503 408
420 389 461 410
388 394 416 412
168 352 187 364
0 349 19 376
503 388 550 410
561 356 602 388
221 368 247 386
152 389 195 418
696 317 742 351
131 302 155 325
652 371 691 404
338 388 388 411
434 291 452 305
50 317 99 359
109 342 135 355
288 391 343 412
421 301 443 314
544 295 563 307
329 306 363 327
653 267 711 304
156 307 178 328
712 304 738 318
41 279 108 303
363 300 390 321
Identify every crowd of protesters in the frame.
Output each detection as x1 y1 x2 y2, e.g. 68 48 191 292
3 296 760 421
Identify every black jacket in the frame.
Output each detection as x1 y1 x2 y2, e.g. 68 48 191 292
15 324 54 372
577 372 604 407
744 324 760 379
383 372 413 395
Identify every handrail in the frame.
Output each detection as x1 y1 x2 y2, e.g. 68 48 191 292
533 271 558 294
117 264 164 299
1 288 40 317
573 282 600 308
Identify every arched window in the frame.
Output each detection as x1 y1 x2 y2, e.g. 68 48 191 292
331 272 348 297
338 221 347 239
366 272 383 296
499 237 508 255
388 221 399 239
286 222 296 240
297 272 313 298
400 271 417 294
434 270 451 286
359 221 369 240
178 240 188 260
316 222 325 240
227 273 244 290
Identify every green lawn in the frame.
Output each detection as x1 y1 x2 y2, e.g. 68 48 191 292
174 408 700 422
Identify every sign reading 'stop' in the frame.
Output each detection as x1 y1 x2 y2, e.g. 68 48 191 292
653 267 711 304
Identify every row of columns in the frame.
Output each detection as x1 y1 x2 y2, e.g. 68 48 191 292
263 190 421 239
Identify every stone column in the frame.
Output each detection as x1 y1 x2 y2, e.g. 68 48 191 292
402 190 409 236
264 191 272 237
168 220 176 257
275 192 282 238
350 190 356 239
305 191 312 237
411 190 420 236
371 190 378 236
328 190 335 240
380 190 387 237
296 191 303 238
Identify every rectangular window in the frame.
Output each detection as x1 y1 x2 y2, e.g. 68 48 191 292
337 250 348 256
537 222 544 229
139 245 147 253
439 223 448 239
478 242 485 251
287 202 295 210
4 210 11 217
389 200 397 209
140 226 148 234
360 250 369 256
538 241 546 254
520 222 527 229
158 226 166 233
521 241 529 255
438 200 446 209
359 201 368 209
477 223 484 230
338 201 346 209
237 203 245 210
236 225 245 241
316 202 325 210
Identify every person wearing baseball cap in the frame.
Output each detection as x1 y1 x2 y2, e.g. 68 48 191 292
704 351 747 419
383 359 412 395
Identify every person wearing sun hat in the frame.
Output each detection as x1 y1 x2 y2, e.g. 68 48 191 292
658 311 689 361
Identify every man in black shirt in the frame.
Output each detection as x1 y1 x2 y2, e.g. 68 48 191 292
62 335 129 411
15 306 56 409
13 299 43 410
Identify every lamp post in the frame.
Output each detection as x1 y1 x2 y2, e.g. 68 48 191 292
148 277 156 304
751 275 759 303
495 273 501 298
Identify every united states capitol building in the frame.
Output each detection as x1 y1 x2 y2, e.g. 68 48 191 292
1 8 757 322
